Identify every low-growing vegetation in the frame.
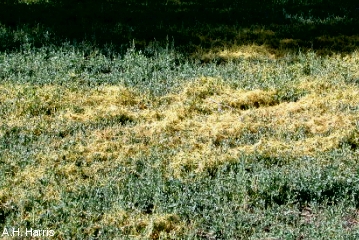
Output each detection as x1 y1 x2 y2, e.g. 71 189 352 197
1 0 359 239
1 42 359 239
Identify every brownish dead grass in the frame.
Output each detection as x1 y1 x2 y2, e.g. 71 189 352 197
2 65 359 182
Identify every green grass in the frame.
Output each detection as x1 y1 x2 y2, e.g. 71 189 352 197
1 0 359 239
1 41 359 239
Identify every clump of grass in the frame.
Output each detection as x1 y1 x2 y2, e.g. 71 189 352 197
339 129 359 151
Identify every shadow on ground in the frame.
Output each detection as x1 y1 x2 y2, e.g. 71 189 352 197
0 0 358 57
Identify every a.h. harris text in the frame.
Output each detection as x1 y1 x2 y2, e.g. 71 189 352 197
1 227 55 237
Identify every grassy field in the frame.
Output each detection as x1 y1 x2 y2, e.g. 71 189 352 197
1 0 359 239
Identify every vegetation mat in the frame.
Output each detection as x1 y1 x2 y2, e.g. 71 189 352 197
1 43 359 238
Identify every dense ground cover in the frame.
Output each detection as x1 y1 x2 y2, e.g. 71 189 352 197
1 41 359 239
1 0 359 239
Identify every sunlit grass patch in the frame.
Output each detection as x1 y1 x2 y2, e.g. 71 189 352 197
74 74 356 178
101 210 184 239
2 47 359 238
194 44 277 63
3 70 359 181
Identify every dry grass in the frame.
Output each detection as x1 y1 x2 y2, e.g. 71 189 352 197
2 58 359 183
194 44 277 62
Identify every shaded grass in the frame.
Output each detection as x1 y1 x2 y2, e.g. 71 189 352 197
1 0 359 58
